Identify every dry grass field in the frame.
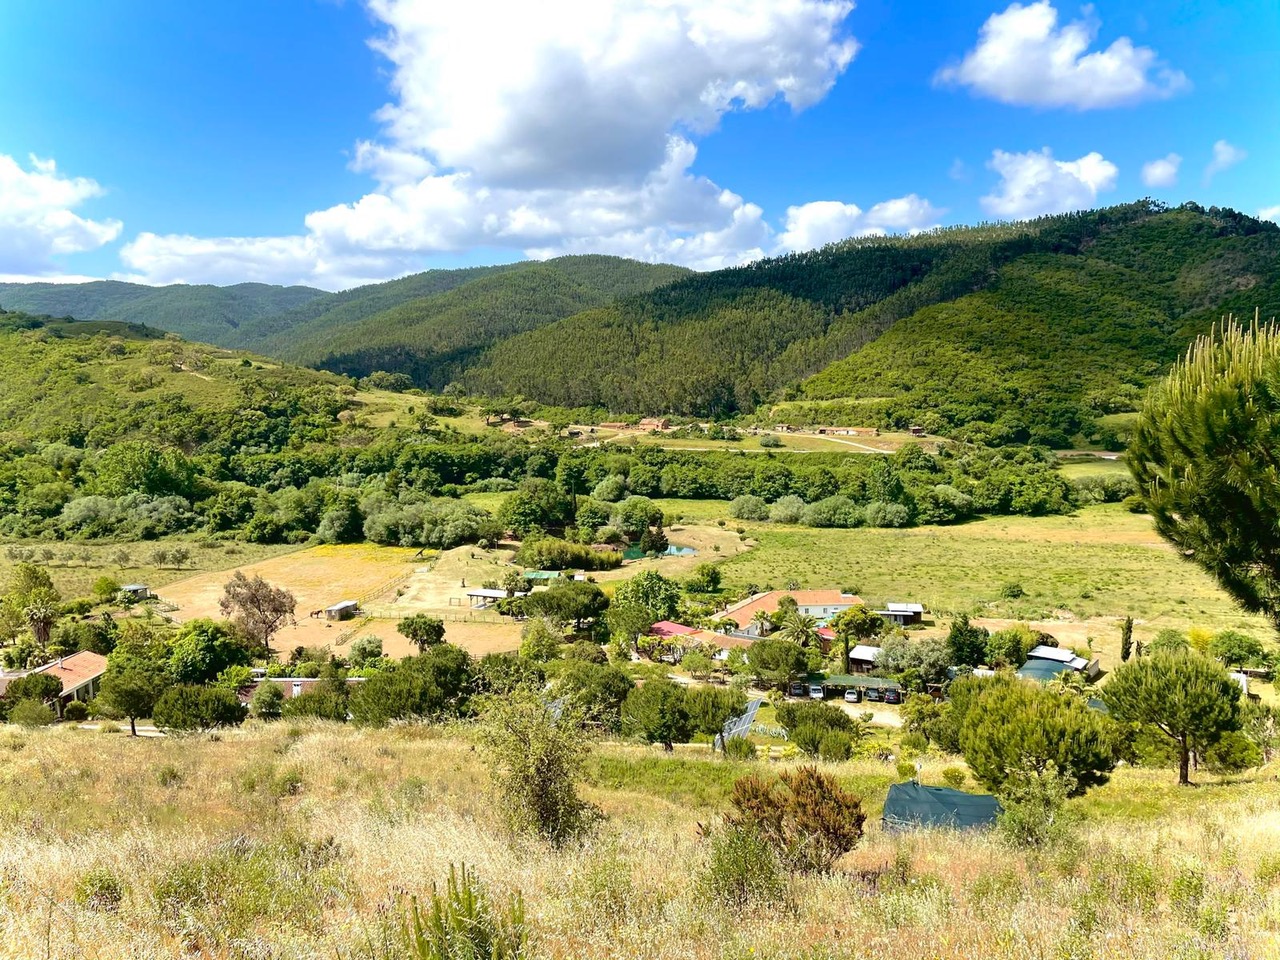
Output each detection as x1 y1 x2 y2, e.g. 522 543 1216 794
0 722 1277 959
159 544 424 648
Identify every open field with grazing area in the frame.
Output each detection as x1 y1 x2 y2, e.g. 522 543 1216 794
159 544 424 648
0 539 299 601
719 503 1275 662
1 722 1277 959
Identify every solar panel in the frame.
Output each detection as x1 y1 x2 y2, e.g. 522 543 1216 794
721 697 764 742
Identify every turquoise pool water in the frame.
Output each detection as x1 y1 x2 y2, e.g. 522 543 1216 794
621 543 697 561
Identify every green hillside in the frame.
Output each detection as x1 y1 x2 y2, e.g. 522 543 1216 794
0 280 325 348
464 202 1280 443
0 309 345 449
279 255 690 387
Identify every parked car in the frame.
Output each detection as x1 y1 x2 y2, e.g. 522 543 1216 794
883 688 902 704
808 684 825 700
843 688 862 703
789 681 807 698
864 687 882 702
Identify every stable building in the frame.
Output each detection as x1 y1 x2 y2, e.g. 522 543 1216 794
324 600 360 622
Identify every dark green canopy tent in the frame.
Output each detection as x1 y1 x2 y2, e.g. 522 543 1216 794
882 781 1002 832
1015 659 1074 682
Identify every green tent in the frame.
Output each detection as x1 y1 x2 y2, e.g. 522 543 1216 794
882 781 1001 832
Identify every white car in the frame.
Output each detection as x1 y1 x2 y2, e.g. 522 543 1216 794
843 689 862 703
808 684 825 700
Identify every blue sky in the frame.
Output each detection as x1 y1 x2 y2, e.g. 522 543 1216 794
1 0 1275 290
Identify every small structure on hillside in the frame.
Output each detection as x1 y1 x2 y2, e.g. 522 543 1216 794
882 781 1001 832
908 425 926 437
722 590 864 636
848 644 882 673
324 600 360 622
875 602 926 626
120 584 152 601
638 417 672 431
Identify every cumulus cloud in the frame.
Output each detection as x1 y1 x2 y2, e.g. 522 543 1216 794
122 0 871 288
777 195 944 252
980 148 1118 219
1141 153 1181 188
936 1 1188 109
1259 206 1280 224
1204 139 1246 183
0 154 122 277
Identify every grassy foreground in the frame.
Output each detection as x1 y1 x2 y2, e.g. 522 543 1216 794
2 722 1278 959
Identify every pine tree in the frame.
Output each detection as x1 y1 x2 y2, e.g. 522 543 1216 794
1120 616 1134 662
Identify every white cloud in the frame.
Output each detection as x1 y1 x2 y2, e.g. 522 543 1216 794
1204 139 1246 183
936 1 1188 109
980 148 1118 219
777 195 944 252
0 154 122 277
1141 153 1181 188
122 0 864 288
1259 206 1280 224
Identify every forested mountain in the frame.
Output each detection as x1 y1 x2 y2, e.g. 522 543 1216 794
278 255 691 387
464 202 1280 444
0 280 325 348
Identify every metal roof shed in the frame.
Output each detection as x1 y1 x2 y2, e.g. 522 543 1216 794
882 782 1002 832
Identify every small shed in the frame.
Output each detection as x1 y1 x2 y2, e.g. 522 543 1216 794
324 600 360 622
875 602 925 626
120 584 152 601
1027 644 1100 679
467 588 528 608
882 782 1001 832
848 644 882 673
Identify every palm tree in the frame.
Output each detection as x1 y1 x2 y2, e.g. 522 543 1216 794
750 609 773 636
23 592 59 648
778 611 819 648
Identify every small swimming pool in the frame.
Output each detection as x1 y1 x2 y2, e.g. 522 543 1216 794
621 543 697 560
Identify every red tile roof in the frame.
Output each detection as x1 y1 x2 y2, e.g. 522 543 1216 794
32 651 108 695
650 620 700 638
721 590 863 627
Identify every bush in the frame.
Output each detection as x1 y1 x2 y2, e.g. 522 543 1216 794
818 731 853 762
725 766 866 873
768 495 806 524
996 762 1078 849
758 434 783 448
10 699 54 727
729 495 769 521
62 700 89 722
281 688 349 722
896 759 917 781
940 766 967 789
152 685 247 731
478 692 600 845
250 682 285 720
699 824 785 908
74 867 126 913
723 736 757 761
1000 582 1025 600
790 724 824 757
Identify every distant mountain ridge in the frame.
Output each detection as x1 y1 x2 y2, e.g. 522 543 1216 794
0 280 326 348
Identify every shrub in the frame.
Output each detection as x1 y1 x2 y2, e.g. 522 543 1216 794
940 766 967 789
818 731 852 762
768 495 806 524
282 688 349 722
699 824 785 908
895 759 917 781
1000 582 1025 600
478 692 600 845
62 700 89 722
729 495 768 521
996 762 1078 849
725 766 866 873
152 685 247 731
74 867 126 912
790 724 824 757
9 699 54 728
899 731 929 757
156 764 184 787
759 434 783 448
250 682 285 720
723 736 757 761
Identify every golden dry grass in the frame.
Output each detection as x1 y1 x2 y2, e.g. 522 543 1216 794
1 723 1277 959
